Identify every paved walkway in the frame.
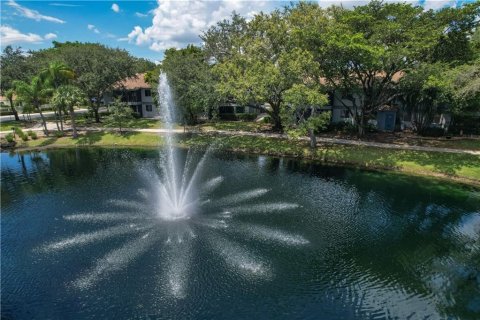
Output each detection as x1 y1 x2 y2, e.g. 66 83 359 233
0 108 90 122
1 124 479 155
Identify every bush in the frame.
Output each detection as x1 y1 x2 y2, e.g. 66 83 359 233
28 131 38 140
237 114 257 121
262 116 271 124
14 127 25 136
20 134 28 141
5 133 14 143
54 131 65 138
328 121 357 134
421 127 445 137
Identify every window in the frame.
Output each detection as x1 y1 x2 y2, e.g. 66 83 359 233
340 109 349 118
144 89 151 97
146 105 152 112
236 106 245 114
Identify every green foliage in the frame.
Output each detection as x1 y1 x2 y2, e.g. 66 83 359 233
104 99 134 133
161 45 219 124
209 10 320 132
20 133 29 141
27 130 38 139
0 46 33 93
30 42 138 122
399 63 451 134
4 133 14 143
14 127 25 136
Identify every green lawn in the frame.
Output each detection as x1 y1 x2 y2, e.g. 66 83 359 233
198 121 268 132
0 121 37 131
14 131 480 186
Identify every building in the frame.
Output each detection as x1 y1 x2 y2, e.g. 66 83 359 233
103 73 158 118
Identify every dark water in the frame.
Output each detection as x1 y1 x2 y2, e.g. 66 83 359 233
1 148 479 320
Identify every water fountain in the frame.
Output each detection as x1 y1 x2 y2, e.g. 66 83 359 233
36 73 307 298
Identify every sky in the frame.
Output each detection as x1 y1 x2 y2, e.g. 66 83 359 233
0 0 477 62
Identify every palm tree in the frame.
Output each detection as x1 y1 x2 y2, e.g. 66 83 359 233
13 77 51 135
5 89 20 121
40 62 75 131
52 85 85 138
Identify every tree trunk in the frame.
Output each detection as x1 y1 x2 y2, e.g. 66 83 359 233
36 105 49 136
59 108 64 132
357 112 365 138
308 128 317 149
54 111 60 131
69 105 78 138
94 101 101 123
8 97 20 121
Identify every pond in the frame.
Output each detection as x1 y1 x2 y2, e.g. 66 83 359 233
1 148 479 319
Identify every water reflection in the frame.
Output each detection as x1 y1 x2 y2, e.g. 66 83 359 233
1 148 479 319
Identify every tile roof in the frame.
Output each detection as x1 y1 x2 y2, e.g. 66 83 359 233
114 73 151 90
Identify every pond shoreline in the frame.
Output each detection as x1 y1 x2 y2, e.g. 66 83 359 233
4 131 480 189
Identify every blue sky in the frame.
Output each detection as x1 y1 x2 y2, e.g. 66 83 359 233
1 0 477 62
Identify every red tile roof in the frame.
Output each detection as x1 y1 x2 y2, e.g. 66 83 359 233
114 73 151 90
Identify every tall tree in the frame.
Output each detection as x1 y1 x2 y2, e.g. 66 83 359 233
209 11 319 132
51 85 85 138
13 77 51 135
40 61 75 131
289 1 453 136
0 46 33 121
399 63 450 135
30 42 137 123
161 45 219 124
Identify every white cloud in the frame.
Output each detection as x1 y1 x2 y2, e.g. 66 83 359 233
87 24 100 34
0 25 43 45
7 0 65 24
111 3 120 13
135 12 148 18
44 32 57 40
126 0 279 52
49 3 82 7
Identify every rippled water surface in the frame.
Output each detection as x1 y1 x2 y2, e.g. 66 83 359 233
1 148 479 319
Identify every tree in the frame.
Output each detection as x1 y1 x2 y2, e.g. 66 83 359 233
30 42 137 123
201 12 248 64
161 45 219 124
104 99 133 134
283 84 329 147
40 61 75 131
430 2 480 64
399 63 450 135
51 85 86 138
4 89 19 121
289 1 454 136
13 77 51 135
0 46 33 121
210 11 320 132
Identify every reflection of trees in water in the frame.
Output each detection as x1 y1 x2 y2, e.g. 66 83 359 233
1 149 156 207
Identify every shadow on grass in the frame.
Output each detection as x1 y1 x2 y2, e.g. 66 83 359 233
38 136 59 147
75 132 105 145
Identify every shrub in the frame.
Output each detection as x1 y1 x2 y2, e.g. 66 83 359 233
54 131 65 138
237 114 257 121
14 127 25 136
421 127 445 137
20 134 28 141
5 133 14 143
29 131 38 140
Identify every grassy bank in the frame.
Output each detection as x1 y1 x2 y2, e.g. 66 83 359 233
11 131 480 186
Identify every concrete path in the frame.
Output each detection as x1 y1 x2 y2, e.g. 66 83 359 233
1 124 479 156
0 108 90 122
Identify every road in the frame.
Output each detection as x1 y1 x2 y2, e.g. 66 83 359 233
0 108 99 122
